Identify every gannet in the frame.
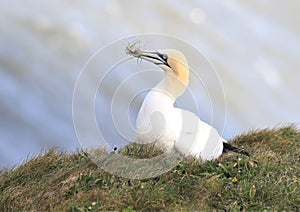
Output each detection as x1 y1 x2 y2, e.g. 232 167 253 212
127 46 248 161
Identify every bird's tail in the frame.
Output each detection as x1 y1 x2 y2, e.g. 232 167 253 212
223 142 249 157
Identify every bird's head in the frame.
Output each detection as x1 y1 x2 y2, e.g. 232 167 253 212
127 48 189 87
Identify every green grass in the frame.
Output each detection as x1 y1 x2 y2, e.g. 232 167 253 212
0 125 299 211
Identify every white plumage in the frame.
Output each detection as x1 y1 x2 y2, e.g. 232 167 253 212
129 48 229 161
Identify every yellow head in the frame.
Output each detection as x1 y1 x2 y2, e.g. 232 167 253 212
128 48 189 87
157 49 189 87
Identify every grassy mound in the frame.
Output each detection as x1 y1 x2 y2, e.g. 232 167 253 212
0 126 299 211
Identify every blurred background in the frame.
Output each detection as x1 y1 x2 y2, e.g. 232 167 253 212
1 0 299 168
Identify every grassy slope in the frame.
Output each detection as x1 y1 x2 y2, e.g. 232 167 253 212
0 126 299 211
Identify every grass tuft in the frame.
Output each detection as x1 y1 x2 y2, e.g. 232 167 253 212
0 126 299 211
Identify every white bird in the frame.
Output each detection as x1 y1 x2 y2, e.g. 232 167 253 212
127 46 248 161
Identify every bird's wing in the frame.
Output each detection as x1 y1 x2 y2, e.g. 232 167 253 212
174 109 224 161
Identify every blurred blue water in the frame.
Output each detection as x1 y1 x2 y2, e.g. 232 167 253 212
1 1 299 168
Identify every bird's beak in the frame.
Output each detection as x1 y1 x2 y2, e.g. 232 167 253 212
127 47 170 68
140 51 170 67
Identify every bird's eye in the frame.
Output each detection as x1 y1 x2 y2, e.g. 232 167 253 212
158 53 168 61
162 54 168 60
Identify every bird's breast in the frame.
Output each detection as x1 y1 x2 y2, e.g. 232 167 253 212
135 91 181 149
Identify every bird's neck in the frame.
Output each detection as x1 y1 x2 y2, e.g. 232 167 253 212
154 72 187 101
